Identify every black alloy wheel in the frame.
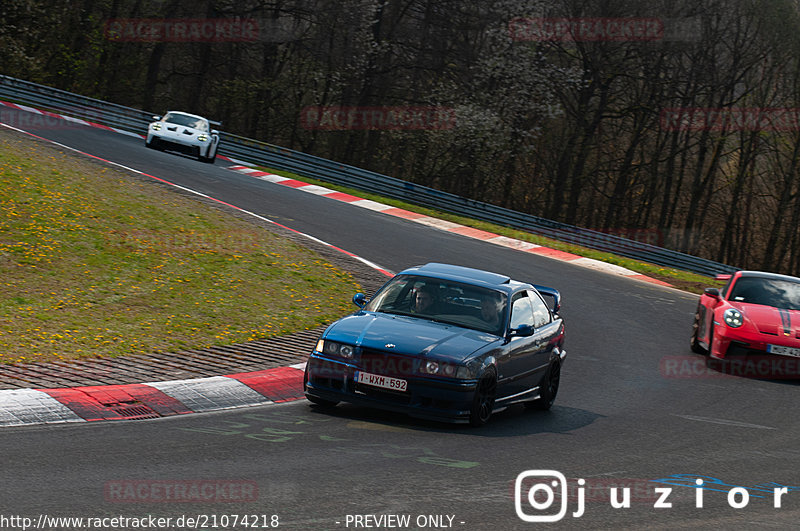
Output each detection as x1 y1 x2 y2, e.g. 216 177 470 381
528 358 560 411
469 368 497 427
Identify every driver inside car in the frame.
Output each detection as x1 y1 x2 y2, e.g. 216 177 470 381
410 284 439 314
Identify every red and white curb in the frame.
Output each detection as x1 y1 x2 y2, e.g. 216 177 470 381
227 165 673 288
0 364 307 427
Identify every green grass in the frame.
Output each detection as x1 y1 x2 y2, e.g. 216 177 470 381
252 167 722 294
0 130 361 364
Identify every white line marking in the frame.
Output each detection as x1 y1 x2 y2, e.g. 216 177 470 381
0 122 393 279
673 414 777 430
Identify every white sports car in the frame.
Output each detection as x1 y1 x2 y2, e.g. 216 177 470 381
145 111 220 163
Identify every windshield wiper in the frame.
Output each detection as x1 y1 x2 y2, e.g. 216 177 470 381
378 309 415 317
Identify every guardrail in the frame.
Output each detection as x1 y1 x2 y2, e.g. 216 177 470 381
0 74 738 277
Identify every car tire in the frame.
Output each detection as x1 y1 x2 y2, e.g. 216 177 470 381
198 142 218 164
469 367 497 427
690 306 707 354
527 358 561 411
198 152 216 164
145 137 161 150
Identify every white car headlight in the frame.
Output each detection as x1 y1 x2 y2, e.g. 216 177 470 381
151 123 162 131
723 308 744 328
315 339 354 359
197 134 208 142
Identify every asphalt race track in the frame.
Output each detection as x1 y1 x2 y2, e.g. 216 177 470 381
2 107 800 530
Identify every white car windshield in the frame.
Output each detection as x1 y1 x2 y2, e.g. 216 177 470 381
163 113 208 132
365 274 508 335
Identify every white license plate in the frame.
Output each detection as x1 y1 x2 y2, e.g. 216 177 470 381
767 344 800 358
355 371 408 392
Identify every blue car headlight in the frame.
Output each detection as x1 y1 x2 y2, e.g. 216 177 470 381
419 360 472 379
723 308 744 328
316 339 354 359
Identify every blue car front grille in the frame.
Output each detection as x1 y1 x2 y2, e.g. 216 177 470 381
357 349 419 378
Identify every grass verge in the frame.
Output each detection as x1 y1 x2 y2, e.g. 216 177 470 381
0 129 361 364
249 166 722 294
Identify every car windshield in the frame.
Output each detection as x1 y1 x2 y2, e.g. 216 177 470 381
365 274 508 335
163 113 208 131
729 276 800 310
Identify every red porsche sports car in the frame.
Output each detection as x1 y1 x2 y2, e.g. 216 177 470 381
691 270 800 360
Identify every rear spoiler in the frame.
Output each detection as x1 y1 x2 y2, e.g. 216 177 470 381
715 274 732 281
533 284 561 314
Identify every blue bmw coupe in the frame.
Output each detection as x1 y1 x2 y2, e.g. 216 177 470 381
303 263 566 426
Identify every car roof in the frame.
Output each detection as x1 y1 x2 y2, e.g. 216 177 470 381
735 270 800 283
397 263 530 293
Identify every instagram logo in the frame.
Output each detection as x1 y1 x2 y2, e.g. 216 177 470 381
515 470 580 522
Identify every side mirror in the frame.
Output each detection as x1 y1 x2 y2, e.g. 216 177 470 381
508 324 534 338
352 293 367 308
152 115 161 121
704 287 721 299
211 129 219 135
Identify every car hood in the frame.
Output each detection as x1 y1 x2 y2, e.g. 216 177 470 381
733 302 800 336
161 124 201 134
324 312 501 363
